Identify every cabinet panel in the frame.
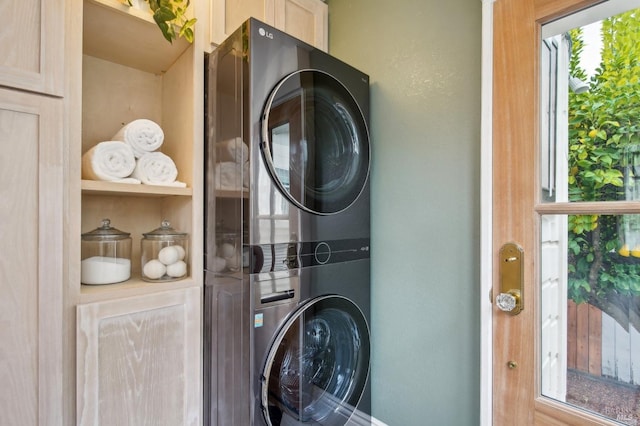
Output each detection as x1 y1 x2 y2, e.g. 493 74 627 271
274 0 328 51
209 0 274 46
77 286 201 426
0 0 64 95
0 89 64 425
209 0 327 50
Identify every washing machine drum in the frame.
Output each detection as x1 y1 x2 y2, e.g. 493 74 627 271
261 295 370 425
262 70 370 215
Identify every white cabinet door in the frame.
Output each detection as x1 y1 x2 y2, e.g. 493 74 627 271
76 286 202 426
273 0 328 51
0 0 64 96
0 88 64 425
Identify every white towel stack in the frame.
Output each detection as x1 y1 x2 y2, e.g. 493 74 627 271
133 152 186 187
82 119 186 187
215 137 249 190
112 119 164 158
81 141 140 183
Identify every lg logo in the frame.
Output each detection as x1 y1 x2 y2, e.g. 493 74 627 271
258 27 274 39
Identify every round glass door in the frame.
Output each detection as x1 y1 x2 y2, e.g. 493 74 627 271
261 70 370 215
261 295 370 425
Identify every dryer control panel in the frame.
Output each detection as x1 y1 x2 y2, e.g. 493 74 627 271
249 238 370 274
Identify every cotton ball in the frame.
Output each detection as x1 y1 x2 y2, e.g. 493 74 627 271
158 246 180 265
166 260 187 278
143 259 166 280
220 242 235 259
174 244 186 261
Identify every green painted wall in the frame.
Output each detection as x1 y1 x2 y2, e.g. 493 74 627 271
327 1 482 424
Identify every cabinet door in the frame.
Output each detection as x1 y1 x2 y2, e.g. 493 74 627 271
273 0 328 51
76 287 201 426
209 0 275 46
0 0 64 96
0 89 64 425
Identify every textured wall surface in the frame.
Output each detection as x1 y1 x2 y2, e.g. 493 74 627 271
327 1 482 424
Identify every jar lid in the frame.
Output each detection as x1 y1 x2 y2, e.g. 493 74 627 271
82 218 131 240
143 219 188 239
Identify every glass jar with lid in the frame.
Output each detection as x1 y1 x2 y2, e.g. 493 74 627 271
81 218 132 285
141 220 189 282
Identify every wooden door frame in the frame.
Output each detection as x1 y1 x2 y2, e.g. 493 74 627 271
482 0 609 425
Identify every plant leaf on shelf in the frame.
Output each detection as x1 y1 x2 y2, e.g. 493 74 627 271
122 0 196 44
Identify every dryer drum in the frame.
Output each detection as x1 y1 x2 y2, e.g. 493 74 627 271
261 295 371 425
262 70 371 216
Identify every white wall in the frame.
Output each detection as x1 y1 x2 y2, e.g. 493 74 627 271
327 1 482 424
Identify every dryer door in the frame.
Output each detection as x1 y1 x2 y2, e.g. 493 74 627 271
261 295 370 425
262 70 370 215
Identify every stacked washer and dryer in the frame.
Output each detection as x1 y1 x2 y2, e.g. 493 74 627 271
204 18 371 426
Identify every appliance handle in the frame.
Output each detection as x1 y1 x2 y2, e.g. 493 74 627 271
261 289 295 304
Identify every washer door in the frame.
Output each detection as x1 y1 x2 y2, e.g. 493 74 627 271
261 295 370 425
262 70 370 215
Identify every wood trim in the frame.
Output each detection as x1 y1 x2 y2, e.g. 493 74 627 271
535 397 621 425
536 200 640 214
534 0 607 23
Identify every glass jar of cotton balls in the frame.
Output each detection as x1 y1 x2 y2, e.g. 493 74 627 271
141 220 189 282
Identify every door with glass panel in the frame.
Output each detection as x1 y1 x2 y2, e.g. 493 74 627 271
493 0 640 424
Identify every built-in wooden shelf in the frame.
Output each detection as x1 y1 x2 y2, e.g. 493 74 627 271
83 0 190 75
81 179 192 197
80 275 196 303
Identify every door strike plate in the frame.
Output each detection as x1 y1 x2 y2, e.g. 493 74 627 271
497 242 524 315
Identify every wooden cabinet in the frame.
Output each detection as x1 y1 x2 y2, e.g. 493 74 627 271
76 287 201 425
0 89 64 424
69 0 205 424
0 0 64 96
0 1 66 425
208 0 327 50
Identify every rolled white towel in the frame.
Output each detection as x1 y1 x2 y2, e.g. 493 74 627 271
216 137 248 163
132 152 186 187
82 141 137 182
112 119 164 158
215 162 244 190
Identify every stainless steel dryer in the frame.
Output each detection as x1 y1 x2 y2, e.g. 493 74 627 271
204 18 371 426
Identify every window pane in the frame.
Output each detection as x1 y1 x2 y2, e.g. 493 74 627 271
540 7 640 203
540 214 640 424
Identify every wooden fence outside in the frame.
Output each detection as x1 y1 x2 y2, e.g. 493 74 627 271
567 300 640 385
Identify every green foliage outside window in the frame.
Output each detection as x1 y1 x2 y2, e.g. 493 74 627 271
567 10 640 332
